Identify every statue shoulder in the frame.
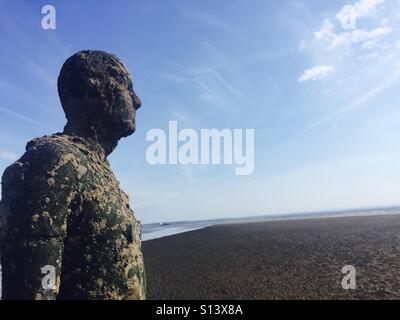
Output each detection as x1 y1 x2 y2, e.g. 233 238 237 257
2 134 89 193
24 134 87 163
1 134 90 239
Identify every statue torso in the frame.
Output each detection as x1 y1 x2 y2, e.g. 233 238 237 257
1 134 145 300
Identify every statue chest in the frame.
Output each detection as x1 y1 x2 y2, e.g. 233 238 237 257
68 161 139 243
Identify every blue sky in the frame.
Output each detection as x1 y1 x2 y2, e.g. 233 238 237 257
1 0 400 223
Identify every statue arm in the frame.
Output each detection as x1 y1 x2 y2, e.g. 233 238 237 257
1 144 80 300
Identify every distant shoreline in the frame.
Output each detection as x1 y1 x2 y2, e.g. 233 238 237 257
141 206 400 241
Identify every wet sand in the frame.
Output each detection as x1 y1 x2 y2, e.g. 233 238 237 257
142 214 400 300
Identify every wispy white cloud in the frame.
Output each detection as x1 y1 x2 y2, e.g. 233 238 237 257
170 109 192 124
304 68 400 132
178 8 232 31
315 19 391 49
0 147 18 161
336 0 385 23
299 65 336 82
301 0 400 131
28 60 57 88
314 0 392 51
164 47 247 112
239 48 296 65
0 106 56 131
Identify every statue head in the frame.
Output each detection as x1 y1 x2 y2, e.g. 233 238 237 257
58 50 141 155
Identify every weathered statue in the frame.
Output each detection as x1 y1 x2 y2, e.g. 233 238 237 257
0 50 146 299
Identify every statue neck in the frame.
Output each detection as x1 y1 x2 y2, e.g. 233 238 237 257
63 122 118 158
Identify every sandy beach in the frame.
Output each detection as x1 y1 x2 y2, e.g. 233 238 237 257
142 214 400 300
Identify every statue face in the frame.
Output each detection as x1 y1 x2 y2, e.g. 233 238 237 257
109 69 142 138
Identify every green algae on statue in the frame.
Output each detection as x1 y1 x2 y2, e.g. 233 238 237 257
0 50 146 300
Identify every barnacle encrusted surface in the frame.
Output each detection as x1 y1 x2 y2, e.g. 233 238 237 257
0 50 145 300
1 134 145 299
